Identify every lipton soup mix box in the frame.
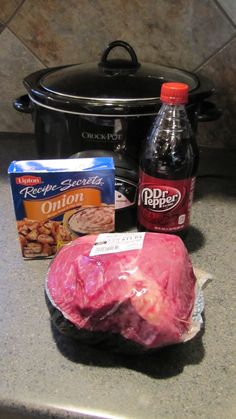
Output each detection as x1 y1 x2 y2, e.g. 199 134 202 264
8 158 115 258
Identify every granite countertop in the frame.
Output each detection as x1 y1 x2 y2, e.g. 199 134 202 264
0 135 236 419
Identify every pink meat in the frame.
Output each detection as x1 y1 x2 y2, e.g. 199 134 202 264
46 233 196 349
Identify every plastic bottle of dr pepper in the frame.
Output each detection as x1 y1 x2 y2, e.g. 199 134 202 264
137 82 199 238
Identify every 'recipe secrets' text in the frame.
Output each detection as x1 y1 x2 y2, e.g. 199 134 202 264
19 176 104 199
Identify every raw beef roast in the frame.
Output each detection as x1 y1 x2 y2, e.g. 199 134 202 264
46 233 196 351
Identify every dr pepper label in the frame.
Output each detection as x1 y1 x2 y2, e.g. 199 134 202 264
138 170 195 232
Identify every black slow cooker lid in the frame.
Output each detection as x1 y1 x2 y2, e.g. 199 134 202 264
24 40 214 116
40 45 198 101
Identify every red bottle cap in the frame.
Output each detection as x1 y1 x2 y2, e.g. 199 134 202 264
160 82 189 104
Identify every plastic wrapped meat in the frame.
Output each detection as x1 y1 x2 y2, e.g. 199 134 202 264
45 233 197 351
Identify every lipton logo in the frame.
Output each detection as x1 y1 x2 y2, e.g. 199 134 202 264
16 176 42 186
141 185 181 212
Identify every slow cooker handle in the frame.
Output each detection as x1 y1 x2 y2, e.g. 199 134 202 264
99 40 140 69
198 100 222 122
13 94 33 113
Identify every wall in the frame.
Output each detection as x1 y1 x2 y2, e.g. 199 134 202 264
0 0 235 148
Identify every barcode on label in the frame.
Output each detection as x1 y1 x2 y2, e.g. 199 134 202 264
96 245 119 252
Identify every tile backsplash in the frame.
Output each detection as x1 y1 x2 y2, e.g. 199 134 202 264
0 0 235 148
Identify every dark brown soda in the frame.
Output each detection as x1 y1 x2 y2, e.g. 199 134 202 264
137 103 199 237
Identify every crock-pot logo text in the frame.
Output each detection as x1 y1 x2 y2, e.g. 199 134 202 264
141 186 181 212
82 132 122 142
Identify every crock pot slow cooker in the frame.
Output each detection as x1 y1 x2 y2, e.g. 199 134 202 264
70 150 138 231
14 40 221 160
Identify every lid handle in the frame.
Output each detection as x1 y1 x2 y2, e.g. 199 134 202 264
99 40 140 69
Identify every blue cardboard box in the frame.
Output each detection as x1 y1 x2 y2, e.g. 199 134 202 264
8 158 115 258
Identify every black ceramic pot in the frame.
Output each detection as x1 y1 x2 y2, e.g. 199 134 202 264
70 149 138 231
13 40 221 160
